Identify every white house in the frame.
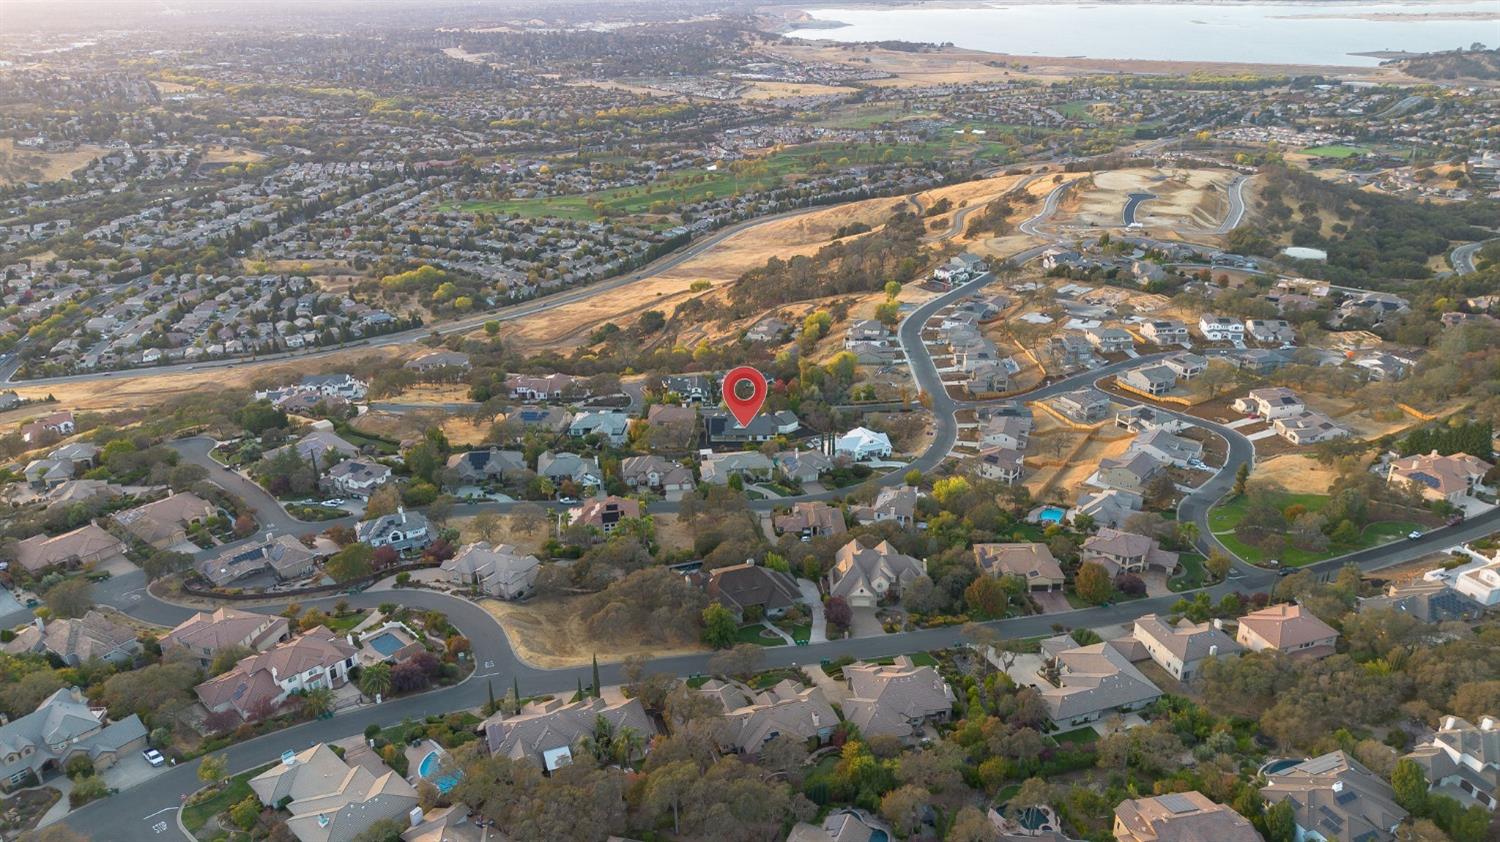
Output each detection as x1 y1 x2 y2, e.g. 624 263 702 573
1197 314 1244 343
835 427 892 461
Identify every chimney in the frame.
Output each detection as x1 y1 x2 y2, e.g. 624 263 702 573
1212 618 1223 630
1331 780 1343 793
1208 644 1219 657
33 616 44 632
1480 716 1496 731
1444 715 1459 730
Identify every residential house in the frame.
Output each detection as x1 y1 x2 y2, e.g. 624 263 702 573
496 406 570 433
1129 428 1202 468
974 543 1064 591
845 319 889 347
851 485 919 527
703 409 799 443
196 533 321 586
506 373 583 401
972 446 1026 485
1246 319 1295 345
1113 791 1261 842
1048 333 1097 371
828 538 925 608
620 455 695 494
979 414 1032 450
1097 451 1165 493
1358 579 1485 624
446 448 526 485
1274 411 1349 446
1454 559 1500 607
774 501 847 538
698 679 837 753
568 410 630 445
323 459 392 498
1402 715 1499 811
1082 529 1179 577
355 508 432 554
1351 350 1414 382
299 373 367 401
113 491 214 550
1070 488 1144 529
271 430 360 470
482 697 655 771
196 627 358 720
700 562 803 619
1197 315 1244 343
1337 291 1410 326
834 427 893 461
20 410 75 443
1233 348 1293 375
404 350 470 373
1387 451 1493 506
700 451 774 485
570 496 641 534
1140 319 1189 346
746 316 791 343
536 451 602 489
24 458 75 489
442 542 540 600
773 449 834 485
842 658 955 740
1032 636 1161 728
1085 326 1135 354
1053 389 1111 424
966 361 1009 396
4 611 140 666
661 374 714 403
1235 603 1339 659
1163 353 1208 380
1233 387 1306 420
1121 365 1177 397
1116 406 1178 434
1260 752 1406 842
250 744 418 842
14 524 123 574
1132 614 1242 681
161 607 290 668
0 687 147 791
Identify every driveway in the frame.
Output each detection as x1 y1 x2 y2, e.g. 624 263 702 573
849 607 884 638
800 665 851 706
102 752 169 793
797 579 827 644
1031 590 1073 614
1142 571 1172 597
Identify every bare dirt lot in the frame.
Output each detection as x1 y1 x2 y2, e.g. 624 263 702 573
0 139 106 186
479 596 709 669
351 407 490 448
1251 453 1342 495
1060 167 1234 233
1022 407 1132 500
739 80 859 100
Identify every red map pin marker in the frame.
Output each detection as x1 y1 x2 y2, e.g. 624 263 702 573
722 366 768 428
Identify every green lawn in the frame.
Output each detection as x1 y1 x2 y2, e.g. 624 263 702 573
733 623 783 647
325 610 368 633
1169 553 1207 593
1210 492 1423 567
1302 145 1370 159
1050 727 1099 745
906 652 939 667
1057 100 1100 123
183 765 272 837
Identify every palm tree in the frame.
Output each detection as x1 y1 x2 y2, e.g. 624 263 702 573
611 726 645 767
302 687 334 718
360 662 393 700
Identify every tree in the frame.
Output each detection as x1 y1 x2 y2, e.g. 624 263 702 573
1392 758 1430 814
708 643 765 681
701 603 738 649
325 543 375 583
964 575 1009 619
301 687 333 718
230 794 262 831
142 549 194 580
643 760 697 835
45 578 93 619
511 502 546 535
198 753 228 785
1075 562 1114 605
365 484 401 519
68 775 109 808
1205 549 1232 580
359 662 393 700
1233 462 1251 497
879 784 930 837
949 805 998 842
825 596 853 634
1265 799 1297 842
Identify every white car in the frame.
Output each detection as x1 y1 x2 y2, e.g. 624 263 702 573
142 749 165 767
322 499 345 507
557 496 578 505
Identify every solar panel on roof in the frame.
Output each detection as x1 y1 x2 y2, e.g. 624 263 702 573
1158 793 1197 814
1335 790 1358 805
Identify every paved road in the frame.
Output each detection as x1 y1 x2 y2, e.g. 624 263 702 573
1122 191 1156 226
1450 238 1495 275
1216 175 1250 234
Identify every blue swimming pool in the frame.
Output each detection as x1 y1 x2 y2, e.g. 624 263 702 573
1038 506 1066 524
366 632 403 658
418 750 461 793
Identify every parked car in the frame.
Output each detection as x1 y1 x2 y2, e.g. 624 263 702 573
1407 530 1424 540
142 749 165 767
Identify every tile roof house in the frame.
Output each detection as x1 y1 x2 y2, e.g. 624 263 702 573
14 523 124 574
1387 451 1493 506
250 743 418 842
196 627 358 720
570 496 641 534
974 543 1065 591
1032 636 1161 728
445 448 527 484
1235 603 1338 659
19 410 75 444
322 458 392 498
0 687 147 791
3 611 140 666
442 542 540 600
698 679 837 753
482 697 655 771
1083 528 1179 577
1260 752 1406 842
1128 429 1203 468
700 451 774 485
1132 614 1242 681
1070 488 1144 530
1402 714 1499 811
113 491 215 550
355 508 432 554
774 501 847 538
828 538 926 608
851 485 919 527
196 533 321 586
1113 791 1261 842
842 657 955 740
620 455 695 493
835 427 893 461
700 562 803 619
161 607 291 668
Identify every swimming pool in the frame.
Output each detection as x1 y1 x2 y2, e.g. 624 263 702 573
366 632 404 658
1038 506 1066 524
418 750 461 793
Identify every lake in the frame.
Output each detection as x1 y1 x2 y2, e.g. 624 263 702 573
786 2 1499 67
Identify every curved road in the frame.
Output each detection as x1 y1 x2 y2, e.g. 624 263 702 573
1451 237 1495 276
1216 175 1249 234
1122 191 1156 226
